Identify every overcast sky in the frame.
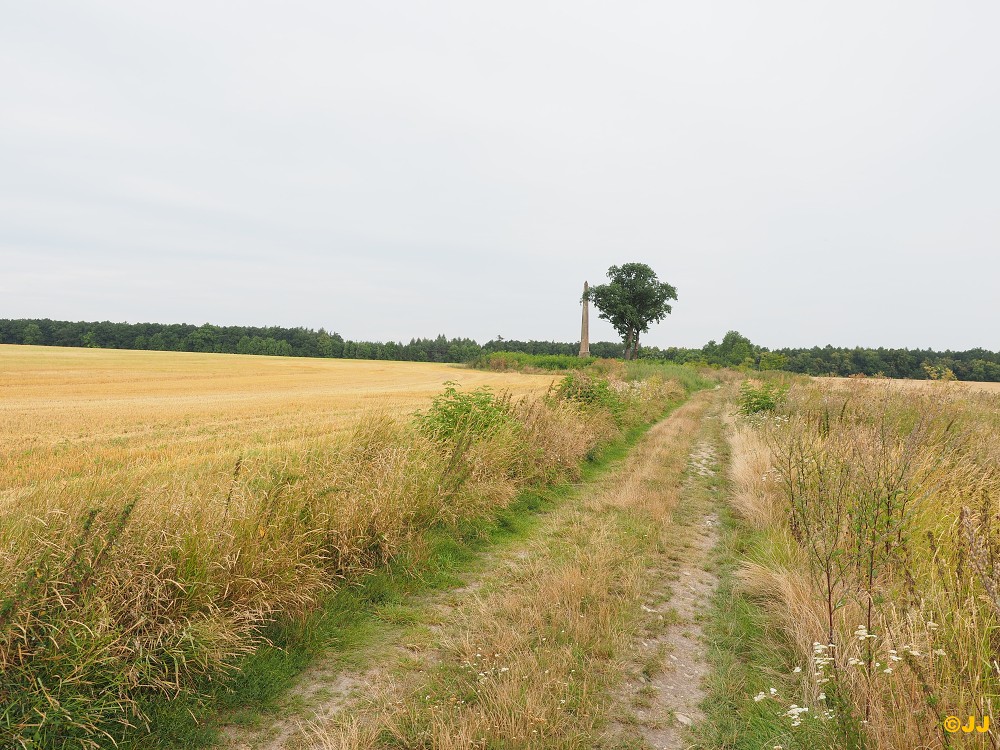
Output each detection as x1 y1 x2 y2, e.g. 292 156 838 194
2 2 998 350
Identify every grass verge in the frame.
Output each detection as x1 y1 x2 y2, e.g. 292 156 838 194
714 377 1000 749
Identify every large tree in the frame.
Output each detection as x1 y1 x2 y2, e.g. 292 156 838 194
585 263 677 360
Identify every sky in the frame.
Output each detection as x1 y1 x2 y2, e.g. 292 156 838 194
2 2 999 351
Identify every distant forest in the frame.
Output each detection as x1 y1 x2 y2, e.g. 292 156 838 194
3 319 999 382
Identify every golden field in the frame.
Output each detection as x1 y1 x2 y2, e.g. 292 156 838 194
819 375 1000 393
0 345 553 510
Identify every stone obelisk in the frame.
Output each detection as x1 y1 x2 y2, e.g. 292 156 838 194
579 281 591 357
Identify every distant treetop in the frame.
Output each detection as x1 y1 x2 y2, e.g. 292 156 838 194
584 263 677 360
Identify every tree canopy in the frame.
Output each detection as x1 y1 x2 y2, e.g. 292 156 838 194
584 263 678 360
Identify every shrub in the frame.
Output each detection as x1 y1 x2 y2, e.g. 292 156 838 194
414 382 518 443
552 372 624 416
623 361 712 392
737 379 787 415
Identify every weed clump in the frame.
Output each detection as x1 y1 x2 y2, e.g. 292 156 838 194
737 379 788 415
415 382 519 443
554 371 625 418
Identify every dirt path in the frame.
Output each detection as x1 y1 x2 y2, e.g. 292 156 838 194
224 391 722 750
227 666 369 750
606 418 723 749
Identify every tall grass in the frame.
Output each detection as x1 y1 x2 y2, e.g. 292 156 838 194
621 360 716 392
0 370 690 749
731 378 1000 749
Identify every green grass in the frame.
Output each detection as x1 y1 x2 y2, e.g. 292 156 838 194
469 351 714 393
122 398 692 749
621 360 714 392
470 351 595 371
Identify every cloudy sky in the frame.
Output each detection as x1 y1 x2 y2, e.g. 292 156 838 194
3 2 998 350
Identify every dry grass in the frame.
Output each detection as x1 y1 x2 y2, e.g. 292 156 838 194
730 377 1000 749
726 415 784 530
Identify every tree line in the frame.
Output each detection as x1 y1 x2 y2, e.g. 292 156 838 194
642 330 1000 382
3 319 999 381
0 319 487 363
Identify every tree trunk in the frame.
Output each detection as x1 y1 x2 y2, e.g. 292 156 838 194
623 331 634 360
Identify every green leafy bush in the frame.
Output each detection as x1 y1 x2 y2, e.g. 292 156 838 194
415 382 518 443
737 380 787 415
552 372 626 418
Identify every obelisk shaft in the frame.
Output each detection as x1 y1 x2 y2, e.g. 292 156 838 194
579 281 590 357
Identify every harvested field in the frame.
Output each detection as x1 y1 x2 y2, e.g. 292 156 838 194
0 345 552 508
819 375 1000 393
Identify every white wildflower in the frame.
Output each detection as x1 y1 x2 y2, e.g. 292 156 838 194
785 704 809 728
